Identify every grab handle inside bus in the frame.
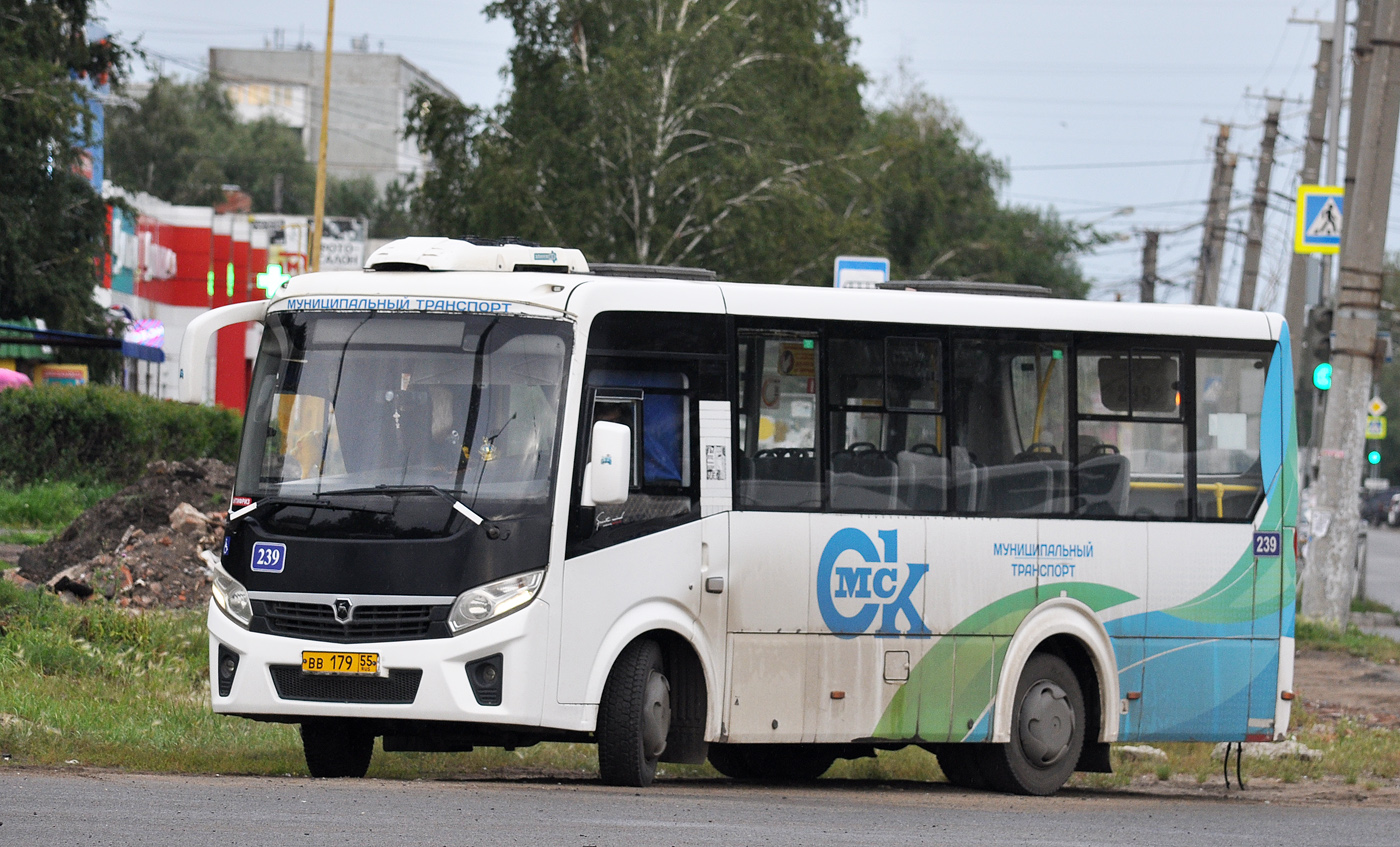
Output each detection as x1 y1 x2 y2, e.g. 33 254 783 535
583 421 632 506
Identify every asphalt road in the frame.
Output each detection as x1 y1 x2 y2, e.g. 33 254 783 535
1364 524 1400 615
0 771 1395 847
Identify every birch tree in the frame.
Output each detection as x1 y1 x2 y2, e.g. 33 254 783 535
407 1 1099 294
411 0 873 282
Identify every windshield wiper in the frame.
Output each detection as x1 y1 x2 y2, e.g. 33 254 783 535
321 484 487 526
228 491 395 521
232 485 488 528
403 485 487 526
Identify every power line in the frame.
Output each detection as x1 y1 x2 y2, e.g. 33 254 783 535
1011 158 1211 172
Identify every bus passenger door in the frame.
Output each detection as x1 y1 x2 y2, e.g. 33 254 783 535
697 398 733 735
557 370 705 707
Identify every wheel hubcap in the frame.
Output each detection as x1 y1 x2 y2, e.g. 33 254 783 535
641 670 672 760
1018 678 1074 768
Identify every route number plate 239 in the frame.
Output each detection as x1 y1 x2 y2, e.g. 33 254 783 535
302 651 380 675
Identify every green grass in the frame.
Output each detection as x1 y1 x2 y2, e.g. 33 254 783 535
1352 597 1397 615
1092 704 1400 788
0 579 302 774
1296 619 1400 664
0 529 55 547
0 480 118 531
2 578 1397 786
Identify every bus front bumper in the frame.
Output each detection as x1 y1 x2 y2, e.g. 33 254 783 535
207 597 551 726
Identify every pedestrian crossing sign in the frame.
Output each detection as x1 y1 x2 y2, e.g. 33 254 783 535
1295 184 1345 254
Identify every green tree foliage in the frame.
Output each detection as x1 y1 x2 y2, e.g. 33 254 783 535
410 0 873 283
106 76 315 213
406 0 1099 294
0 0 127 335
863 89 1100 296
322 174 419 239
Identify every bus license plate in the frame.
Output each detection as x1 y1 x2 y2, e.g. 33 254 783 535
302 651 380 676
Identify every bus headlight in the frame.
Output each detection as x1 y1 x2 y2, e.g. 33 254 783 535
447 570 543 634
209 560 253 628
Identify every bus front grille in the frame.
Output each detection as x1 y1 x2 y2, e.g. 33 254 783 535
270 666 423 704
253 600 450 642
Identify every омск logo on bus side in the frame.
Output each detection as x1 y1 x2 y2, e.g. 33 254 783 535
817 528 929 637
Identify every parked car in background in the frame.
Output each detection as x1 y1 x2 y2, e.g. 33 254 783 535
1362 486 1400 526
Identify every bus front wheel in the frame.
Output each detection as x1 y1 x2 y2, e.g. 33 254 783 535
300 719 374 778
597 638 672 787
980 653 1085 795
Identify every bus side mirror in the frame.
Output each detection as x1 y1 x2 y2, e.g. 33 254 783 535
583 421 632 506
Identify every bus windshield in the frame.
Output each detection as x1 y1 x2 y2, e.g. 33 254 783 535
236 311 571 514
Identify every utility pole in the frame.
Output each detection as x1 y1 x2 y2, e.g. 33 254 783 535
1238 98 1283 310
1321 0 1353 297
1194 125 1237 306
1284 22 1334 382
1327 0 1349 186
1141 230 1160 303
310 0 336 273
1303 0 1400 628
1342 0 1378 260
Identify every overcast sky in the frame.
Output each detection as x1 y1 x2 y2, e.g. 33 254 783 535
97 0 1378 306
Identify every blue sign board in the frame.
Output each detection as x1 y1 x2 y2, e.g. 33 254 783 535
833 256 890 289
1295 185 1344 254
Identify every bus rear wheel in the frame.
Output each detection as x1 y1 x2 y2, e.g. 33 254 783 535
300 719 374 778
597 639 672 787
980 653 1085 795
708 744 837 781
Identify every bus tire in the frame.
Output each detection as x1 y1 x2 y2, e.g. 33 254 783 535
932 745 988 789
981 653 1085 796
707 744 836 781
300 719 374 778
597 638 671 787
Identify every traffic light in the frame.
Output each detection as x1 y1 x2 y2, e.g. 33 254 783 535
1368 450 1381 466
1305 305 1334 358
1313 361 1333 390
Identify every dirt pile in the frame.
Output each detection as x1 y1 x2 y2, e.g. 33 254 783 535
15 459 233 610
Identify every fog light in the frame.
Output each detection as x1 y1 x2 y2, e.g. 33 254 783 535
465 654 503 706
216 644 240 697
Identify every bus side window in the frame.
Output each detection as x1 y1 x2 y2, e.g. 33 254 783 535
952 338 1070 515
567 373 696 553
735 332 821 510
825 335 946 514
1076 349 1186 519
1195 351 1268 520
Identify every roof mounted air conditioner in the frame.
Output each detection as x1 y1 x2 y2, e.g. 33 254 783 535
364 237 589 274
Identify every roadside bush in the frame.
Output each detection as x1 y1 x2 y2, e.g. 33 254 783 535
0 385 241 485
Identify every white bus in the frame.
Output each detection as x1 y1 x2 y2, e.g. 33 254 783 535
182 237 1298 795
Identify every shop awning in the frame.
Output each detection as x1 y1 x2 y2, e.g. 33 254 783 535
0 321 165 364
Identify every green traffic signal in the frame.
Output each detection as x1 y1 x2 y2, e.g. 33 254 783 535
1313 361 1333 390
1369 450 1382 465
